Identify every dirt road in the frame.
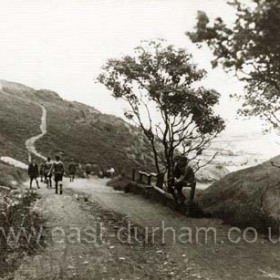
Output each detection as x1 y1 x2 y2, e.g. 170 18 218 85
67 177 280 279
14 185 204 280
13 177 280 279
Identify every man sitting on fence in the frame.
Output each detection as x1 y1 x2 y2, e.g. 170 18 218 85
169 156 196 207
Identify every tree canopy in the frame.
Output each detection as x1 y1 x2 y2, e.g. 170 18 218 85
97 40 225 180
188 0 280 130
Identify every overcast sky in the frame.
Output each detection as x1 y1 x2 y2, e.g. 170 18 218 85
0 0 279 156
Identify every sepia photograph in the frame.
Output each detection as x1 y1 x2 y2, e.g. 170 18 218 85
0 0 280 279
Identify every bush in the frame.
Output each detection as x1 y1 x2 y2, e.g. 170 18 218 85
0 162 27 189
0 191 45 277
106 175 132 192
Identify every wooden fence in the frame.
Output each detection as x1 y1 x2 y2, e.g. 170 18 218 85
131 169 196 211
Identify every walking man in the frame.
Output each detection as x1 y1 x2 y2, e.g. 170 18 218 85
68 159 77 182
28 158 40 190
44 157 53 188
85 163 92 179
50 155 65 194
39 162 45 182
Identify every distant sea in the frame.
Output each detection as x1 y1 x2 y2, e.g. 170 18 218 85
208 129 280 172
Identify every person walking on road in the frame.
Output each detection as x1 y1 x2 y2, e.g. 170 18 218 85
44 157 53 188
39 162 45 182
85 163 92 179
50 155 65 194
28 158 40 190
68 160 77 182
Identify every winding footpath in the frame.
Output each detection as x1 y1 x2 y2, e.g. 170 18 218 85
0 102 47 169
25 103 47 161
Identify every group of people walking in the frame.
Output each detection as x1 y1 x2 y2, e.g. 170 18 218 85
28 155 70 194
28 156 115 194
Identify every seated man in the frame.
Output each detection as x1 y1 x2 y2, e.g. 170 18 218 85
170 156 196 206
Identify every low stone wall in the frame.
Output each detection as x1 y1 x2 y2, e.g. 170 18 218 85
125 181 199 214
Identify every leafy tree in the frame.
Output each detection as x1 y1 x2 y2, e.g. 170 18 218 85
97 40 225 183
188 0 280 130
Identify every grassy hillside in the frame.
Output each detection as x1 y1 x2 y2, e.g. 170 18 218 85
0 79 230 181
35 90 155 173
197 155 280 231
0 81 41 162
0 80 155 174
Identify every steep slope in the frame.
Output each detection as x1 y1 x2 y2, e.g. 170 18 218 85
0 80 41 162
34 89 155 173
0 80 155 173
0 79 230 181
197 155 280 230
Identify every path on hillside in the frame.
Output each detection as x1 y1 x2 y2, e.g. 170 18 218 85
66 177 280 280
0 102 47 168
14 177 280 279
14 184 205 280
25 103 47 161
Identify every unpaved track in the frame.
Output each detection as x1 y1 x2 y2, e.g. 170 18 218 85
14 188 120 280
14 178 280 279
66 177 280 280
25 103 47 161
0 103 47 168
14 185 205 280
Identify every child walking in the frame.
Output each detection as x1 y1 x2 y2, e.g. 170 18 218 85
50 155 65 194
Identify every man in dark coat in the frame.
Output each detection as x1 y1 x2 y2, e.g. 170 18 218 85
171 156 196 206
28 158 40 189
44 157 53 188
85 163 92 179
39 162 45 182
68 160 77 182
49 155 65 194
